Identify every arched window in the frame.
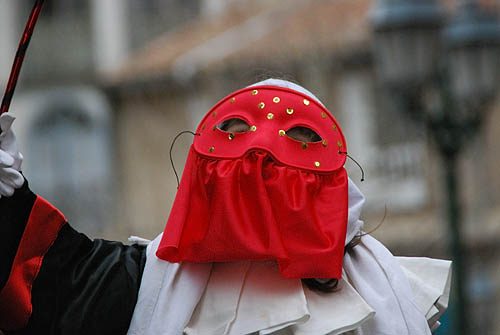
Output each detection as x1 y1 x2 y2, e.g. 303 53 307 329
27 88 113 236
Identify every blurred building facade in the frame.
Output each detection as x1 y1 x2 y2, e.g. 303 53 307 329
1 0 499 333
0 0 203 237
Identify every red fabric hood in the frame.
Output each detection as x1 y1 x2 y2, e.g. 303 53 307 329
157 85 349 278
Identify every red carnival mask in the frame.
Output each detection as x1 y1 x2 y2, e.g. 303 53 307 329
157 85 348 278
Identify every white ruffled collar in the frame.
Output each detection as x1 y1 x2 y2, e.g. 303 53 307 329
185 261 374 335
127 234 450 335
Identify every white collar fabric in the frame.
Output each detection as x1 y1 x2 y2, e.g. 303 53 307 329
127 236 212 335
128 232 449 335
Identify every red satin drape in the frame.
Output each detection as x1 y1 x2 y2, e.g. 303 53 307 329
157 148 348 279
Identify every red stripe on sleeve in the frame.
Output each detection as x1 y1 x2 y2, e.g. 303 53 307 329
0 196 66 331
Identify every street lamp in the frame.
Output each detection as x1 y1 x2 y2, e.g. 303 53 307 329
445 1 500 107
370 0 500 334
372 0 444 88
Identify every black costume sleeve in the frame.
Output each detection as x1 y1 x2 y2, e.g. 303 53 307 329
0 181 148 335
0 181 36 291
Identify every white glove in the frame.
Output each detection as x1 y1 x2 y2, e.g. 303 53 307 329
0 113 24 198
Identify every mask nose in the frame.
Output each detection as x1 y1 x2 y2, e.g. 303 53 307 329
245 121 278 152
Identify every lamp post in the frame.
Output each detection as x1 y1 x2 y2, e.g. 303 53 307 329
370 0 500 334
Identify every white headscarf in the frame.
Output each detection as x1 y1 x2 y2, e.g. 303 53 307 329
342 180 431 334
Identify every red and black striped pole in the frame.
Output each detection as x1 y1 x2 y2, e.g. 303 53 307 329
0 0 45 117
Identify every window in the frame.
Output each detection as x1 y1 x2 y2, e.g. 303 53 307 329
27 88 113 236
336 70 427 212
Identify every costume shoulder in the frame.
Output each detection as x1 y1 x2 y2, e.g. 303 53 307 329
396 256 452 331
0 180 147 335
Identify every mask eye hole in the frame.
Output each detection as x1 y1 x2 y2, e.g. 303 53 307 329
217 118 250 133
286 126 322 143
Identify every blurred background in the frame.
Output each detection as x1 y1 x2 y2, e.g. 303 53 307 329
1 0 499 333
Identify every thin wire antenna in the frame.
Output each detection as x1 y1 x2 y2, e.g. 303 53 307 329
339 151 365 182
1 0 45 118
360 204 387 237
169 130 200 189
